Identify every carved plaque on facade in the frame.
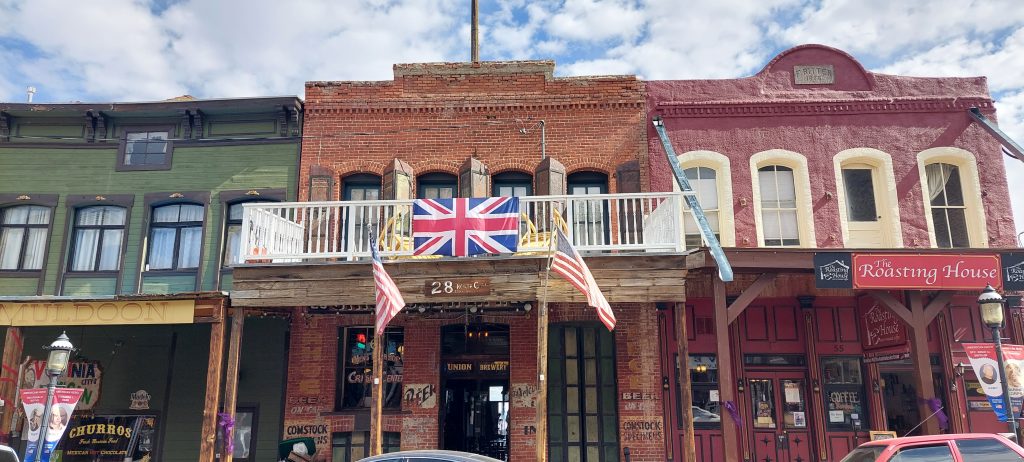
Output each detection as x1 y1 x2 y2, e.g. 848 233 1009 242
794 65 835 85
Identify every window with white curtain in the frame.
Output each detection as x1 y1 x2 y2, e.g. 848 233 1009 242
0 205 50 271
682 167 720 248
758 165 800 246
147 204 204 270
223 201 278 266
70 206 126 272
925 163 970 248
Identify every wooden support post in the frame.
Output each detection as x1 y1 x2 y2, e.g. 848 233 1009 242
866 362 887 430
200 318 226 462
369 326 386 455
535 300 550 462
908 291 940 435
0 327 23 444
673 303 695 462
221 307 246 462
802 306 831 461
713 276 740 462
936 312 965 433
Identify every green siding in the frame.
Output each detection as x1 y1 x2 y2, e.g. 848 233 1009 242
62 276 118 296
16 123 87 140
236 318 288 462
0 140 299 296
219 271 234 291
208 120 277 137
163 324 207 462
141 275 197 294
0 278 38 296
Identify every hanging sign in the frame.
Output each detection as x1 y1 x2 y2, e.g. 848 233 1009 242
24 361 102 410
1004 253 1024 291
814 253 853 289
20 387 84 462
962 343 1024 422
858 297 910 363
62 415 158 461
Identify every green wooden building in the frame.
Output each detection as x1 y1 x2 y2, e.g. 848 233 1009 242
0 96 302 462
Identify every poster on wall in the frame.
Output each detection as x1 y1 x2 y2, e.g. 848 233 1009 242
60 415 158 462
962 343 1024 422
20 387 84 462
23 361 102 410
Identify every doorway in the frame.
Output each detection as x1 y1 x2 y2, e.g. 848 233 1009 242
439 323 510 461
880 370 920 436
746 371 814 462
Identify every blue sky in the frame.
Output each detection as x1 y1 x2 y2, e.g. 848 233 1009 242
1 0 1022 240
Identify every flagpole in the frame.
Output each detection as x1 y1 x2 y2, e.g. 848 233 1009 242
369 325 385 455
535 215 559 462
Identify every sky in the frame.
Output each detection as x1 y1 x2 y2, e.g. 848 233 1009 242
1 0 1022 241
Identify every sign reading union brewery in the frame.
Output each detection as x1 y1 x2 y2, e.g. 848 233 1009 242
815 252 1011 290
0 299 195 326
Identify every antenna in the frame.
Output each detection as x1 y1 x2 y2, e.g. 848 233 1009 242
26 86 36 103
471 0 479 63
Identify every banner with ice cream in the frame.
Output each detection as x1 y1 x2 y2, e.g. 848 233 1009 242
20 387 84 462
962 343 1024 422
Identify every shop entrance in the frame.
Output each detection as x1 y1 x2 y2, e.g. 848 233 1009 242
746 371 814 462
439 323 510 461
879 358 948 437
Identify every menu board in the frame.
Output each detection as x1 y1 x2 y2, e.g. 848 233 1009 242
61 415 158 462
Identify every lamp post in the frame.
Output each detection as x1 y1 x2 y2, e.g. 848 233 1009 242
34 332 74 462
979 285 1017 443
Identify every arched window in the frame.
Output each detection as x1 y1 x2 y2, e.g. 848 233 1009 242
918 148 986 248
69 206 126 271
343 174 383 252
750 150 815 248
344 174 382 201
675 151 735 248
492 171 533 197
222 201 280 266
417 172 458 199
0 205 50 270
148 203 204 270
834 149 901 248
567 171 609 246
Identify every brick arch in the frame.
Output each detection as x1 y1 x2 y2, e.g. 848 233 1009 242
411 158 460 176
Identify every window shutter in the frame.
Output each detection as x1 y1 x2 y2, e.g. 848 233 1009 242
534 157 566 196
382 158 414 200
458 156 489 198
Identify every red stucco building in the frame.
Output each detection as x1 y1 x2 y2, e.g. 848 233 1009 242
648 45 1023 462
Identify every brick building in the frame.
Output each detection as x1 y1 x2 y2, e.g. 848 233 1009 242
649 44 1024 462
231 61 689 462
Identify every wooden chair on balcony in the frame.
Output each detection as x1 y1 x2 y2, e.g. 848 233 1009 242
516 209 569 255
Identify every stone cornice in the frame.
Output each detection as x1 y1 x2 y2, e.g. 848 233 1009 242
307 100 645 115
655 97 994 118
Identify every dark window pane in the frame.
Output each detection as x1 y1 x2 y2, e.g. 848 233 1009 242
891 444 954 462
947 208 970 248
944 166 964 206
842 169 878 221
955 438 1024 462
932 209 952 248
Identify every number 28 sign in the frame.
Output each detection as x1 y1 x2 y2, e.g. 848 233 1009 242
424 278 491 296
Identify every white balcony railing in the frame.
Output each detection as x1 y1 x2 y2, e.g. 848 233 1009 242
238 192 689 263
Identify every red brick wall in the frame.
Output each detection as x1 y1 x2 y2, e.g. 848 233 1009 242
300 61 648 200
281 301 665 462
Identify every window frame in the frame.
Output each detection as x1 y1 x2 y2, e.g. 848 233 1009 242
567 171 610 248
749 150 816 248
141 192 210 277
218 189 286 271
67 205 128 273
335 326 405 411
417 172 459 199
917 147 987 248
820 356 868 431
492 171 533 197
0 203 54 273
676 151 735 247
330 431 400 462
682 354 721 429
833 148 903 248
116 125 177 171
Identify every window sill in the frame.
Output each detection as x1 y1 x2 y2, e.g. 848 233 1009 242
0 270 42 278
142 269 199 276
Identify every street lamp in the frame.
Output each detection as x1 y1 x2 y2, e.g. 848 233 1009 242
979 285 1017 442
34 332 74 462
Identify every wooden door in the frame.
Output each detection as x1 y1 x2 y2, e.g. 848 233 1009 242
747 372 814 462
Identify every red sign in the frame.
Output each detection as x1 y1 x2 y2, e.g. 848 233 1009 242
859 298 907 350
852 254 1002 290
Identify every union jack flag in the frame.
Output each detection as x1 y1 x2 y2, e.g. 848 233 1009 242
412 197 519 257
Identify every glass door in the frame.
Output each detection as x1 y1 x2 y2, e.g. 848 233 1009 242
747 372 814 462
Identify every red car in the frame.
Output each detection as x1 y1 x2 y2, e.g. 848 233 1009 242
841 433 1024 462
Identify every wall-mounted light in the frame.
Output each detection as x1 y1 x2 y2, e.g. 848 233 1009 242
812 379 820 393
954 362 968 377
694 364 708 374
469 306 478 314
169 192 184 198
737 378 745 393
418 305 426 313
523 303 532 312
872 379 880 393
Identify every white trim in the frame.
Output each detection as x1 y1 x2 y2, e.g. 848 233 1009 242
674 150 736 247
750 149 816 248
833 148 904 248
917 147 988 248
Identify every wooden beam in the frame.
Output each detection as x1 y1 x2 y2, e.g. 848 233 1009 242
866 290 914 326
673 303 695 462
726 272 777 324
908 291 939 435
221 307 246 462
923 292 953 325
369 323 385 455
199 319 226 462
713 276 740 462
535 299 550 462
0 327 23 445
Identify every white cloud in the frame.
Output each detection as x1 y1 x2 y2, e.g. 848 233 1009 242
544 0 645 43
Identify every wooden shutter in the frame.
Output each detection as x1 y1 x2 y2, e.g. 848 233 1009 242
534 157 566 196
458 156 489 198
382 158 414 200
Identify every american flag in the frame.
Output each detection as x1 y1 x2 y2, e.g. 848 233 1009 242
370 231 405 333
551 228 616 331
412 197 519 257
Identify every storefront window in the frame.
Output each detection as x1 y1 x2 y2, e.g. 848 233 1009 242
335 327 404 410
822 356 867 431
682 354 721 427
331 431 400 462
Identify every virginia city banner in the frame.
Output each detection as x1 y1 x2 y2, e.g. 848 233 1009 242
962 343 1024 422
20 387 84 462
